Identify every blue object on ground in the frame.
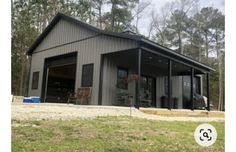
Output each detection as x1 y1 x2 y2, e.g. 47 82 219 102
23 97 32 103
31 97 41 103
23 97 41 103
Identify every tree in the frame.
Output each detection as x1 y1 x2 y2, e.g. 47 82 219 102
166 0 199 54
184 16 204 61
194 7 224 110
133 0 151 33
149 4 172 47
166 9 189 53
68 0 92 22
12 0 39 95
91 0 106 28
149 0 199 54
211 12 225 111
103 0 138 32
194 7 221 60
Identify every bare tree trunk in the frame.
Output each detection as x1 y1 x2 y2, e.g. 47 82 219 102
111 3 115 30
37 12 40 33
134 1 150 33
89 0 92 24
99 6 102 28
216 33 223 111
42 1 47 30
218 53 224 111
147 21 154 39
178 32 183 54
205 33 209 59
198 43 201 62
135 13 139 33
19 53 25 96
218 56 222 111
23 58 30 96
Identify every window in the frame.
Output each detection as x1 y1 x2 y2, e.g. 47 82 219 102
117 68 128 90
81 64 94 87
32 72 39 89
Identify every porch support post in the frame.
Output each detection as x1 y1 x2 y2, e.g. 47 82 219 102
190 67 194 111
168 59 172 110
207 73 210 111
136 48 142 109
98 55 104 105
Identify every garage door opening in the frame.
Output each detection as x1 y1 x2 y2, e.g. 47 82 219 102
45 64 76 103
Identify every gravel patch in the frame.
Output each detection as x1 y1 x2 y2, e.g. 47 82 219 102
12 103 224 122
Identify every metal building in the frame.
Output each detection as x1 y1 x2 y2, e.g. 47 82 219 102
27 13 214 110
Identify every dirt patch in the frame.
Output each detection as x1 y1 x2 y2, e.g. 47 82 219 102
140 108 225 118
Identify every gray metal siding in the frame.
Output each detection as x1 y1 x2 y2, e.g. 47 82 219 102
155 76 165 108
172 76 183 108
155 76 183 108
28 18 138 104
101 57 117 105
199 75 203 96
34 20 96 53
101 57 137 105
101 64 184 107
29 53 44 96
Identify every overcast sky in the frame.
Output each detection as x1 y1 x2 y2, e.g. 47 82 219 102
137 0 225 36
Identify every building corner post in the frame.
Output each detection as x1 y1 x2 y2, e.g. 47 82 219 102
98 55 104 105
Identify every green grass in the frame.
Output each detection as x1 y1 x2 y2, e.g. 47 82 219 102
12 117 224 152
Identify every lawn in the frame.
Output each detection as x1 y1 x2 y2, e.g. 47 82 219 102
12 116 224 152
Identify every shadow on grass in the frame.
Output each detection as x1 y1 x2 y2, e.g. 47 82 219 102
104 147 132 152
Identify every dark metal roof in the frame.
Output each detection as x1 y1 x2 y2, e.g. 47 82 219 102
27 12 214 72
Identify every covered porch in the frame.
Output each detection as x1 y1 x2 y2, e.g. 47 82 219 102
99 44 213 111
